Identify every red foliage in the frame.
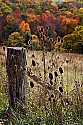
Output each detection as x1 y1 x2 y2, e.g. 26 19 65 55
13 9 21 18
40 11 56 29
70 18 79 23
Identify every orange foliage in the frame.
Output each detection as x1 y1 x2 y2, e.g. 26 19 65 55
65 18 71 23
70 18 79 23
41 12 55 24
63 17 79 24
6 14 14 22
19 20 30 33
6 14 20 24
40 12 56 31
28 14 37 22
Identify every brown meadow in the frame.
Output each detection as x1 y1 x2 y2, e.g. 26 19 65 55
0 46 83 125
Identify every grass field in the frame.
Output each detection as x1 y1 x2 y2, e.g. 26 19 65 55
0 46 83 125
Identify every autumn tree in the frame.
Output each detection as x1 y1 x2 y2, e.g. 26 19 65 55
0 2 12 15
0 23 2 43
55 16 79 37
75 8 83 25
41 1 58 13
4 14 19 41
19 20 30 33
62 25 83 53
40 11 56 38
30 35 40 50
7 32 25 46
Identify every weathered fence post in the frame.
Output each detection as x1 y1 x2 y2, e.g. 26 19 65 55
6 47 27 111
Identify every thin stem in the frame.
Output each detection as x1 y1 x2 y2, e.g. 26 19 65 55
74 62 77 80
66 62 68 98
43 51 46 82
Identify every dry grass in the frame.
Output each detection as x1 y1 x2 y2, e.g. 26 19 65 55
0 46 83 124
27 50 83 90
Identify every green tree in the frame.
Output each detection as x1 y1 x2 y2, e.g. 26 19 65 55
63 26 83 53
75 25 83 32
7 32 25 46
75 25 83 40
5 24 19 40
75 8 83 25
31 35 40 50
0 2 12 15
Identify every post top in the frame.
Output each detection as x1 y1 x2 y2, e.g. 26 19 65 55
7 47 26 50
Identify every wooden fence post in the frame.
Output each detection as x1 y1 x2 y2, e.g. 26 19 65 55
6 47 27 111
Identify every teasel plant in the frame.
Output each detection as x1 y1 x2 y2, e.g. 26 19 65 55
27 28 46 108
37 27 47 107
80 64 83 88
37 27 46 81
65 58 69 99
73 59 83 120
40 27 56 108
49 54 64 124
48 42 64 124
74 62 77 81
63 57 72 123
80 63 83 111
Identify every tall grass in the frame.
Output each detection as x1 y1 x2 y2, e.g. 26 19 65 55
0 47 83 125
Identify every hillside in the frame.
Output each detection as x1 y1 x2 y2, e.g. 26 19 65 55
0 0 83 53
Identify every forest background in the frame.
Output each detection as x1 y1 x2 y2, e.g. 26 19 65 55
0 0 83 53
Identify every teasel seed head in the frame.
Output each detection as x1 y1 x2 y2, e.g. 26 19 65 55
48 97 51 102
50 80 53 85
49 72 53 80
53 98 55 103
32 54 35 57
59 87 63 93
51 94 54 98
3 46 5 51
59 67 63 74
32 60 36 66
54 71 58 77
30 81 34 88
